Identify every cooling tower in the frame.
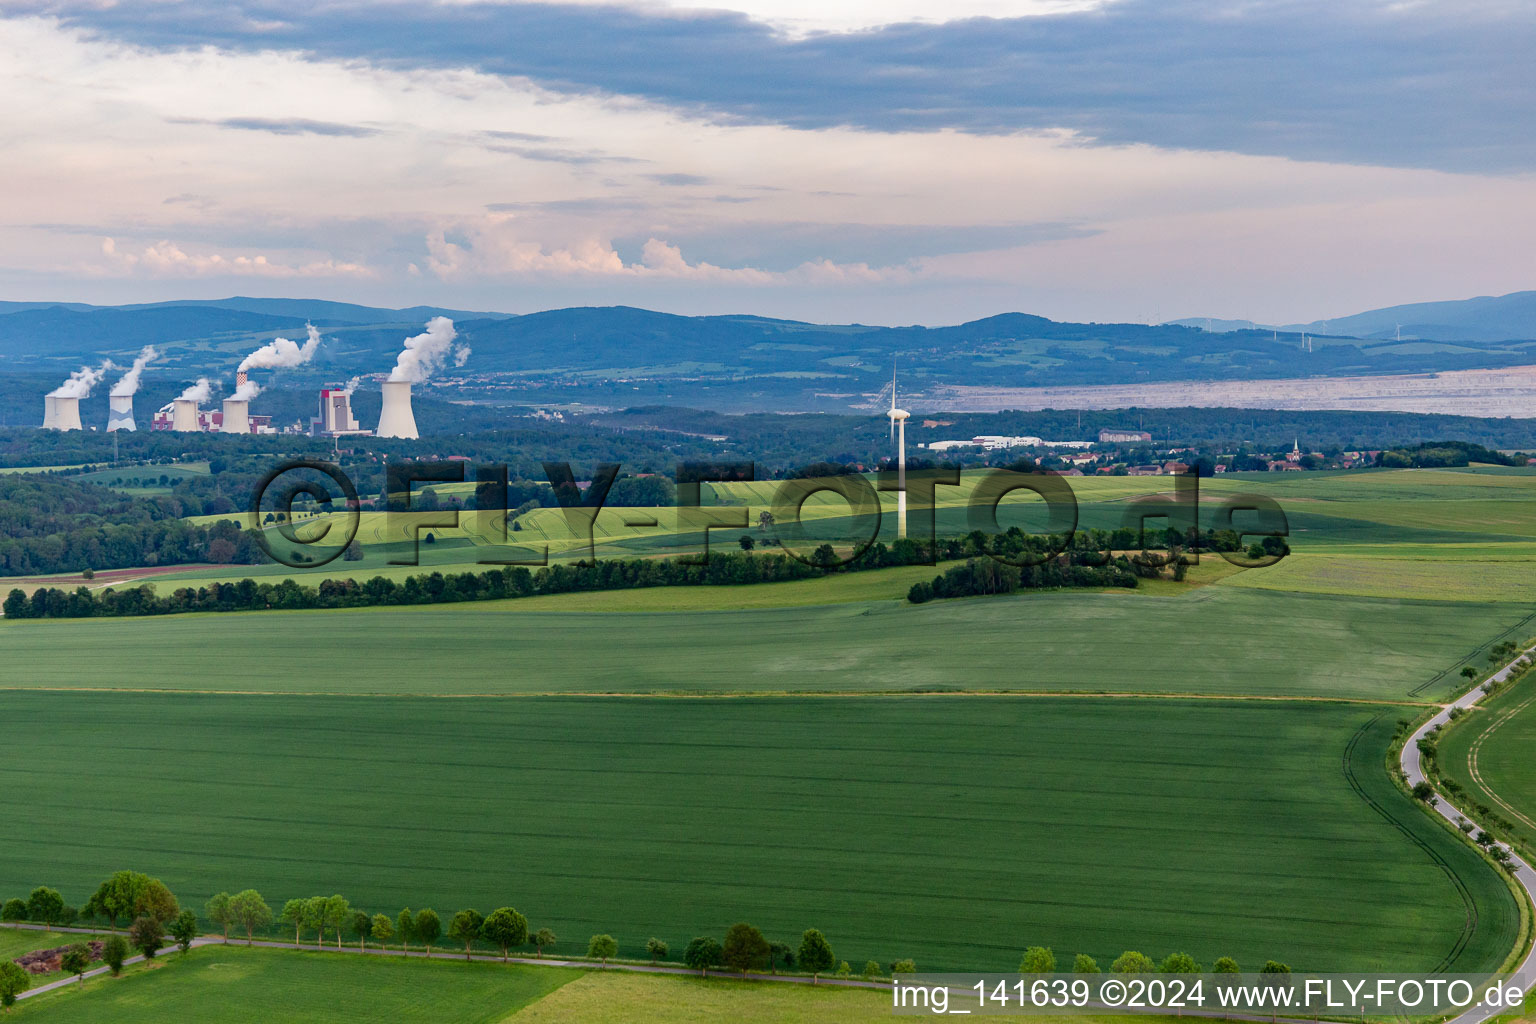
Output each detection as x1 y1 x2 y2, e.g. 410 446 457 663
220 398 250 434
376 380 418 439
107 394 136 432
41 395 58 430
51 396 82 432
171 398 201 432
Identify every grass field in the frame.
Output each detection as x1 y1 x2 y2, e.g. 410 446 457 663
1 584 1523 700
0 693 1517 973
9 945 574 1022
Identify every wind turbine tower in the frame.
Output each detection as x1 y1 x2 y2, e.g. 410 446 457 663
887 365 909 539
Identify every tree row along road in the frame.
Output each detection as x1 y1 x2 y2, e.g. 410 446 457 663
1403 643 1536 1024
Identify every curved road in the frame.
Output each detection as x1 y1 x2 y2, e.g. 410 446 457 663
1402 646 1536 1024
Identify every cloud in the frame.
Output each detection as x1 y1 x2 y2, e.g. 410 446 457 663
30 0 1536 172
168 116 386 137
99 237 375 278
646 172 710 186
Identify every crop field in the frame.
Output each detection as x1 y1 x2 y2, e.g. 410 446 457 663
0 693 1517 973
1439 671 1536 850
9 945 574 1023
0 584 1523 700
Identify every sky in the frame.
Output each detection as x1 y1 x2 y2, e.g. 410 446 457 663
0 0 1532 325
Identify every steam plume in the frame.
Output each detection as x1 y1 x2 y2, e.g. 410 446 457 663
388 317 468 383
232 379 261 401
238 323 321 372
111 346 159 397
49 360 113 399
177 378 215 403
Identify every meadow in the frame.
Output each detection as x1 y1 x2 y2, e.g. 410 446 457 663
0 693 1517 973
9 945 573 1023
0 583 1520 700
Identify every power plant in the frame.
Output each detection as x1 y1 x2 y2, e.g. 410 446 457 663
171 398 201 432
42 395 83 432
220 398 250 434
107 393 136 431
311 387 368 437
376 380 419 439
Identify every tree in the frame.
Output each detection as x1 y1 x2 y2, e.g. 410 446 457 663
836 960 852 978
415 909 441 957
1412 781 1437 803
1161 952 1200 973
722 922 769 976
646 937 669 964
323 895 351 950
102 935 129 976
483 908 529 962
281 899 309 944
1020 946 1056 973
769 942 794 972
1462 666 1480 681
397 908 415 953
449 909 486 959
229 890 271 945
60 944 92 986
25 886 64 928
170 909 199 953
684 936 724 976
891 959 917 973
350 910 373 951
1073 954 1101 973
302 897 327 948
85 871 178 930
130 915 165 958
1259 961 1291 974
864 960 881 979
1112 951 1155 974
205 892 234 941
588 934 618 966
1213 957 1240 973
0 900 24 922
533 928 556 957
370 914 394 949
797 928 834 983
0 961 30 1011
738 535 755 551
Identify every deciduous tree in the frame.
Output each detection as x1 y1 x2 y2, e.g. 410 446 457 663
1213 957 1239 974
60 944 91 986
0 961 30 1010
646 938 669 964
397 908 415 953
229 890 271 945
170 910 199 953
1073 954 1100 973
722 922 769 976
25 887 64 928
1161 953 1200 973
449 909 485 959
587 934 618 966
1112 951 1155 974
323 896 351 950
350 910 373 951
797 928 834 983
370 914 394 949
205 892 233 941
102 935 128 976
684 936 723 976
533 928 556 957
1020 946 1056 973
415 909 441 957
129 915 165 959
483 908 529 962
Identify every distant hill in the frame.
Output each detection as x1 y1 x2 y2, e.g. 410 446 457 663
1281 290 1536 342
1174 289 1536 343
5 296 1536 413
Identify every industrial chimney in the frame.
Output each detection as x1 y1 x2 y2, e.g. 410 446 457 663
41 395 58 430
49 396 83 431
171 398 201 432
220 398 250 434
107 394 136 432
376 380 419 439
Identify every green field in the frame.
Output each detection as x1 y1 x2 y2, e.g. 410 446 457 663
10 945 573 1022
1439 670 1536 852
0 693 1517 973
1 583 1523 700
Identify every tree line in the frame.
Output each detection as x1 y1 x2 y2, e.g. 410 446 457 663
4 527 1229 620
0 870 928 988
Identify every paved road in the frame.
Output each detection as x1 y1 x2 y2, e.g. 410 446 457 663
1402 646 1536 1024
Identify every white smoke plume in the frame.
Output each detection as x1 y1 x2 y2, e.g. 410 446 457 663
177 378 215 403
49 360 113 399
232 379 261 401
387 317 468 383
340 375 363 395
238 323 321 372
110 345 159 397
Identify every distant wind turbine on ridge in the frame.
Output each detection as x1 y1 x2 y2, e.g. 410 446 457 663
887 362 909 540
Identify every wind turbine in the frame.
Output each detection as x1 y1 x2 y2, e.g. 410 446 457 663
887 363 909 540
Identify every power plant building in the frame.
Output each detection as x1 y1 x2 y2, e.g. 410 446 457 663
375 380 418 439
107 394 136 431
311 387 370 437
41 395 83 431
